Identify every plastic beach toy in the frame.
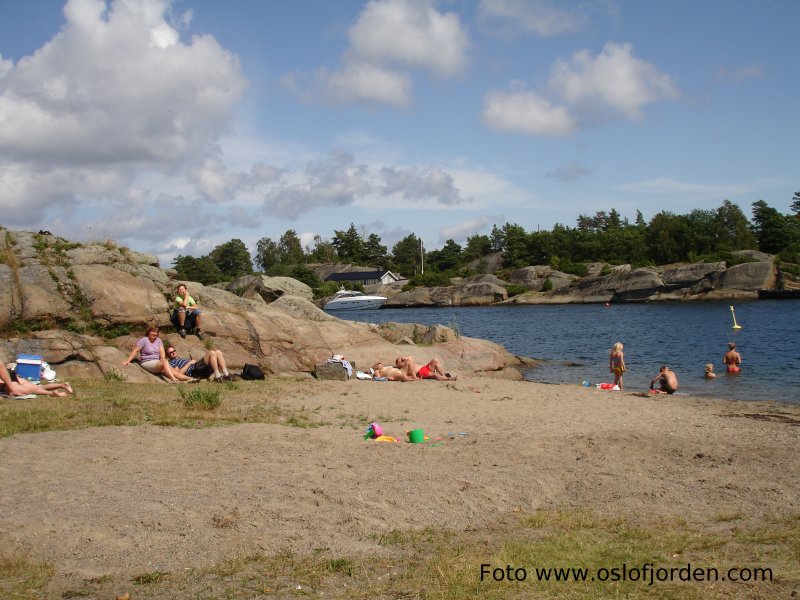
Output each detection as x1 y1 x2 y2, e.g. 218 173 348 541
407 428 425 444
364 422 383 440
597 383 620 390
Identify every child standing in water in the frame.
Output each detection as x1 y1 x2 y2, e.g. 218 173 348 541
609 342 626 390
705 363 716 378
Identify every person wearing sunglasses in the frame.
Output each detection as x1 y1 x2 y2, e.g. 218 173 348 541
165 345 233 382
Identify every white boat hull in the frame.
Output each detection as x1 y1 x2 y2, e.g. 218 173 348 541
324 296 387 310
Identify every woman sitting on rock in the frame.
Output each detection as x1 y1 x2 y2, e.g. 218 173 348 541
122 324 181 383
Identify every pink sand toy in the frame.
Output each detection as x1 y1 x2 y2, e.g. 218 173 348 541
365 422 383 439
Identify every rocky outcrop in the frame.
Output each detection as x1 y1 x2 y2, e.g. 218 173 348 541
506 259 776 304
384 280 508 307
0 230 522 381
507 266 576 291
227 274 313 303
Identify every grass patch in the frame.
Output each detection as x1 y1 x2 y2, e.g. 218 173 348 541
133 570 168 584
0 551 54 598
179 385 222 409
104 368 128 382
8 509 796 599
0 379 327 438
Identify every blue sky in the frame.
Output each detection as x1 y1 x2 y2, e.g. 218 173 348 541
1 0 797 266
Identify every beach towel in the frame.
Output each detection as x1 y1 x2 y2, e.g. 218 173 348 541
0 392 37 400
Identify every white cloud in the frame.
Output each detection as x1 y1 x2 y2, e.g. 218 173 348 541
548 42 679 120
546 161 592 181
314 63 412 107
477 0 589 37
483 42 678 136
348 0 469 76
288 0 468 106
381 166 470 205
0 0 246 226
263 150 373 219
438 216 494 243
188 157 284 203
483 89 577 136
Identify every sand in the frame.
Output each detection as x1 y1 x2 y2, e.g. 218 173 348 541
1 377 798 589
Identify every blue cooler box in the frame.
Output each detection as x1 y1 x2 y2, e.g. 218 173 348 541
16 354 43 381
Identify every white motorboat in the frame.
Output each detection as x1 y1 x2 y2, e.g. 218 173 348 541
324 289 387 311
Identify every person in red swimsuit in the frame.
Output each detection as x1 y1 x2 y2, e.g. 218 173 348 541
723 342 742 373
395 356 456 381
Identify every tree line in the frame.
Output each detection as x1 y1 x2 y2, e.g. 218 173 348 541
173 195 800 288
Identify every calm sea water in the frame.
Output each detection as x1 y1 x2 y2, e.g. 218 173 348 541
331 300 800 404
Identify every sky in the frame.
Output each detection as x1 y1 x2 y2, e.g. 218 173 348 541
0 0 798 267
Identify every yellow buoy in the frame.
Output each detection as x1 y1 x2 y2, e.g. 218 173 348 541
730 305 742 329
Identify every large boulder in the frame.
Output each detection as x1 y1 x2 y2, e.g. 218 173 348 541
507 266 576 291
385 282 508 307
718 261 774 290
227 275 313 303
72 264 169 325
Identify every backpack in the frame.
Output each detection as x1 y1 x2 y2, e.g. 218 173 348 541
241 363 265 380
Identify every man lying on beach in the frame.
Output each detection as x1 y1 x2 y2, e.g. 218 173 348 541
650 365 679 394
1 362 74 397
165 345 235 382
395 356 457 381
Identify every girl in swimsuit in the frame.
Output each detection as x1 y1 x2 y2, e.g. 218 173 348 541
723 342 741 373
609 342 626 390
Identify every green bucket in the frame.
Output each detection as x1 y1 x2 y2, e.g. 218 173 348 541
407 428 425 444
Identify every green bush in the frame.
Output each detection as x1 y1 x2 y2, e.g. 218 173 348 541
290 264 321 288
777 251 800 265
504 284 527 297
541 278 553 292
778 261 800 277
179 386 222 410
559 260 588 276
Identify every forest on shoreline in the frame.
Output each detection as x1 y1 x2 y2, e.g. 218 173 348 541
173 196 800 294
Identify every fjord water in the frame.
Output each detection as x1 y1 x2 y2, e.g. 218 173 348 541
335 300 799 404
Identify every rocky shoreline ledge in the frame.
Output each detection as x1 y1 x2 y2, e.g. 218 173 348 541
0 230 523 382
371 250 792 307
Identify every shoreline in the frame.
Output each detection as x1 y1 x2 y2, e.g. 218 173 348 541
1 375 798 593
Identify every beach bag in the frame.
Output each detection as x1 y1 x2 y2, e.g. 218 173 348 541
241 363 265 380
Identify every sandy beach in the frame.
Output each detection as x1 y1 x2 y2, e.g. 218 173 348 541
1 376 798 595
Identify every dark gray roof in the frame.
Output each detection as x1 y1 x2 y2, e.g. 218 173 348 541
325 270 389 282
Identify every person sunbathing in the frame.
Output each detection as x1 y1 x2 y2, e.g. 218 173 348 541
1 362 74 397
371 361 415 381
395 355 456 381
